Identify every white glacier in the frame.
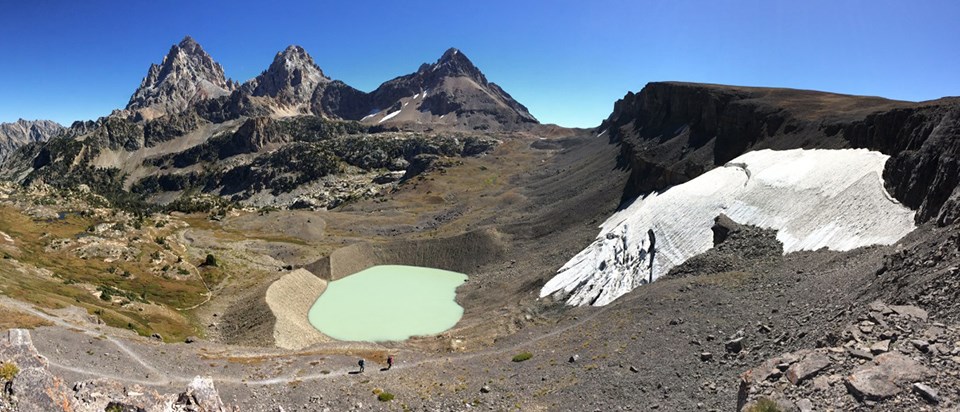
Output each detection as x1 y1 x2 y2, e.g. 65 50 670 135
540 149 917 307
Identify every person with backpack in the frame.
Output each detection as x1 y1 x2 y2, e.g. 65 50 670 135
358 358 365 373
387 355 393 370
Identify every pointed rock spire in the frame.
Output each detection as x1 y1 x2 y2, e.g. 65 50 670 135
244 45 330 106
430 48 486 83
126 36 235 118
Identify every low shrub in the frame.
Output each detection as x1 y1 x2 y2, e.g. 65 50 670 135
202 254 218 267
512 352 533 362
377 392 395 402
746 398 782 412
0 362 19 381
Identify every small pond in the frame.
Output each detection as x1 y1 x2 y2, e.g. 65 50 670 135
307 265 467 341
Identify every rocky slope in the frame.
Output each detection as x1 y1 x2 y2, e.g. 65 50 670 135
126 36 237 120
0 119 63 159
602 82 960 224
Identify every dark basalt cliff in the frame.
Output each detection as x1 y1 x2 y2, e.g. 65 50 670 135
603 82 960 224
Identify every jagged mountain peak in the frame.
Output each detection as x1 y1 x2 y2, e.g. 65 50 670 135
417 47 486 83
268 45 328 80
242 45 330 111
364 46 536 129
178 35 199 48
126 36 234 119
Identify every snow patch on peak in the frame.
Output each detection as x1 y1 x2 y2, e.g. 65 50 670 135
379 109 401 124
541 148 917 307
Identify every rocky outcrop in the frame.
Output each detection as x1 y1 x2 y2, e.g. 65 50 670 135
0 329 234 411
126 36 236 119
0 329 78 411
737 301 957 411
603 82 960 224
0 119 63 159
667 215 783 279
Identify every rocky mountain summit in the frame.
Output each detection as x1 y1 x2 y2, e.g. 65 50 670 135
0 119 63 159
363 48 538 129
240 45 331 115
126 36 237 120
125 37 536 131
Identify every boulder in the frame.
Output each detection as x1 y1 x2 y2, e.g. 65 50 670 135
725 337 744 354
712 214 742 246
889 305 928 320
912 383 940 404
786 353 831 385
845 353 934 401
176 376 226 412
870 340 890 355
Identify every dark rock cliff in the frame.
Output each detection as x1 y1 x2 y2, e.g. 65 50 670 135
603 82 960 224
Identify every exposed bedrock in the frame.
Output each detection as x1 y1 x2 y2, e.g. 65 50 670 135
603 82 960 223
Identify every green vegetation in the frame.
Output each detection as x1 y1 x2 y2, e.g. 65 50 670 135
132 114 497 200
0 205 205 342
746 398 783 412
202 254 219 267
97 285 146 304
512 352 533 362
0 362 19 381
377 392 395 402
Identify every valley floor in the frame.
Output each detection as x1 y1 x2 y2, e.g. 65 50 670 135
2 130 959 411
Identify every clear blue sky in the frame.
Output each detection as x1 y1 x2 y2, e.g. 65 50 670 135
1 0 958 128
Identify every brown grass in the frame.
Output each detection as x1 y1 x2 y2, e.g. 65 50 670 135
0 307 52 330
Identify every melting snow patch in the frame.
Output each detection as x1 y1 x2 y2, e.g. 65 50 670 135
541 149 916 307
378 109 402 124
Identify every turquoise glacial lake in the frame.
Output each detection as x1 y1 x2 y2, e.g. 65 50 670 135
307 265 468 341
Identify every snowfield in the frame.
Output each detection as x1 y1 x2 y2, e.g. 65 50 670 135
540 149 917 307
378 109 402 123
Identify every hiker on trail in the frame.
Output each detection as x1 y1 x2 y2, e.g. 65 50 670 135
358 358 365 373
387 355 394 370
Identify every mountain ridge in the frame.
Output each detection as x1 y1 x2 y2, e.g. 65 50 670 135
124 37 536 131
0 119 64 159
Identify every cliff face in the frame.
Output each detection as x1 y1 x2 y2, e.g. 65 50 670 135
603 82 960 224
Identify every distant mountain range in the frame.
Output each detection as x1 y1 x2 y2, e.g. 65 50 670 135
0 36 538 210
123 36 536 130
0 119 63 159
